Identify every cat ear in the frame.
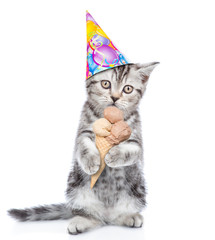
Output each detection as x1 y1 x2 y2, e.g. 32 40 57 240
135 62 160 83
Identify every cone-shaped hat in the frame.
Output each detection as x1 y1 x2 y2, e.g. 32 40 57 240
86 11 130 79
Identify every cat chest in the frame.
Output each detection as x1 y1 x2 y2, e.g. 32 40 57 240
92 167 127 205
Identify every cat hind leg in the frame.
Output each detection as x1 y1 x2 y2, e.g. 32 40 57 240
67 215 103 235
113 213 143 228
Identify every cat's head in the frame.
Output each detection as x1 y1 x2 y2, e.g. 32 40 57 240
86 62 159 118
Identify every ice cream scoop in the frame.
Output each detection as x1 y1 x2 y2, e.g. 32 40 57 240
104 106 124 124
106 120 131 145
93 118 112 137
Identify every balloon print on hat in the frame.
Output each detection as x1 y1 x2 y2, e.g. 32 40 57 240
93 45 119 67
88 53 99 73
86 11 129 79
91 34 110 48
86 12 98 25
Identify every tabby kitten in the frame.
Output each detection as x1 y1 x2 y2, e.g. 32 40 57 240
8 62 159 234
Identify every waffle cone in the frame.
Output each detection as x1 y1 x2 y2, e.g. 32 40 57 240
90 136 113 189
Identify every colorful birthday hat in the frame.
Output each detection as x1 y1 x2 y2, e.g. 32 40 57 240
86 11 130 79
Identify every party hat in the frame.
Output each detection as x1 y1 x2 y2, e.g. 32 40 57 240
86 11 130 79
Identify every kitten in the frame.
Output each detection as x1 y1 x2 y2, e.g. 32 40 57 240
8 62 159 234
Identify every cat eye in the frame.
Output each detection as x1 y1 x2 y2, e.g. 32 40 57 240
101 80 111 89
123 85 133 94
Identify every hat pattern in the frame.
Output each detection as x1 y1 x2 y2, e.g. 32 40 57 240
86 11 129 79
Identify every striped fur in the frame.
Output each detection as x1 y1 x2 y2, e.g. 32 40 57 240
8 62 159 234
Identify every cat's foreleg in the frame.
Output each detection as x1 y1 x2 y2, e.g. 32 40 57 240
105 140 142 168
76 133 100 175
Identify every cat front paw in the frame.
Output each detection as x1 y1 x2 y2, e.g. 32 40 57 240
82 153 100 175
105 146 122 168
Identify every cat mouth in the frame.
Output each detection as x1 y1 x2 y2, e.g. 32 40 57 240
108 103 116 106
107 102 122 108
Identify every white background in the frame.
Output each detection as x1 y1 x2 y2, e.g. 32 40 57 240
0 0 215 239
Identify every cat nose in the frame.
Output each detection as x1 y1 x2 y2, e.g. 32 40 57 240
111 96 119 102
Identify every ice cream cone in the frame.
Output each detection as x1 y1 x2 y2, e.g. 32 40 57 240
90 106 131 189
90 136 113 189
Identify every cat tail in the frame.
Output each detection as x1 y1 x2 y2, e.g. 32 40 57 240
8 203 73 221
